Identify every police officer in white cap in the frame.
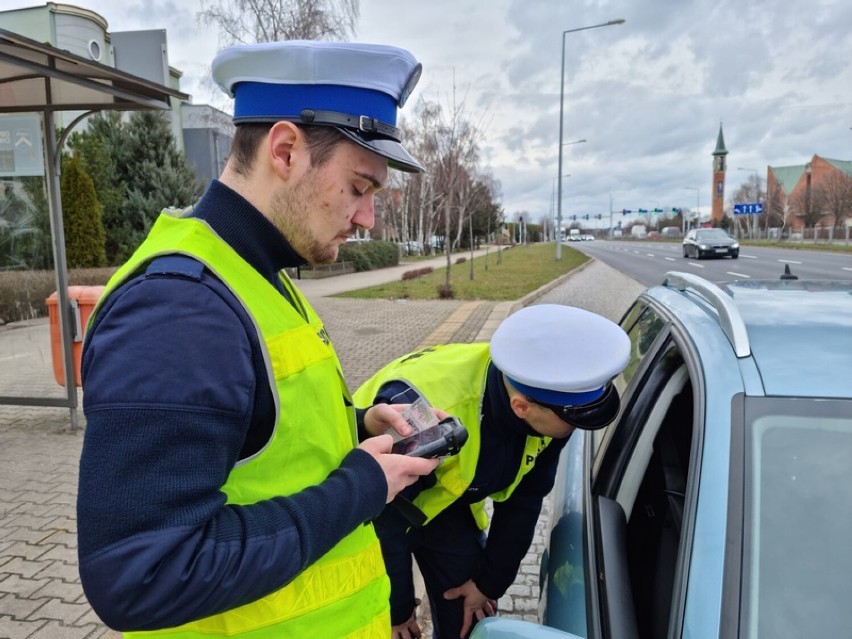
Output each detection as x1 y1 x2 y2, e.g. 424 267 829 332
354 304 630 639
78 41 437 638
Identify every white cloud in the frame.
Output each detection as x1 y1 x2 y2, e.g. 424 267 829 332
4 0 850 225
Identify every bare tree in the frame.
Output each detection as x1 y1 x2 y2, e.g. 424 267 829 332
401 102 443 255
790 186 826 230
198 0 359 45
766 182 788 235
729 173 766 236
815 170 852 229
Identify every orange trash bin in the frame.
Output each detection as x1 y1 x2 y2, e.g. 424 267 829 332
46 285 105 387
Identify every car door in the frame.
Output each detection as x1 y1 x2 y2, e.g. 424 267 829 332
543 298 700 639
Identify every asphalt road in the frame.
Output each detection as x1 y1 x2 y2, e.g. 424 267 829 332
568 240 852 286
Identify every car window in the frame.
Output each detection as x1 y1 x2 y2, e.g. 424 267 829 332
593 338 696 639
732 398 852 638
697 229 729 240
593 301 667 458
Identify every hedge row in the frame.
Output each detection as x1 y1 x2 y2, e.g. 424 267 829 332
0 240 402 325
0 267 114 326
336 240 400 272
401 266 434 281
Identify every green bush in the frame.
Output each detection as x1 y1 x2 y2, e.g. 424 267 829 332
60 154 107 268
337 240 399 272
0 267 114 325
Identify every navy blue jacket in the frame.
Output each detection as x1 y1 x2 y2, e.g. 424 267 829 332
372 363 568 618
77 181 387 630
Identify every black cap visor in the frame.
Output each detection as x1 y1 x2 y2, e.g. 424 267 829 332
541 383 621 431
336 127 424 173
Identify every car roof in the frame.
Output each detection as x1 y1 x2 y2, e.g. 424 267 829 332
722 279 852 398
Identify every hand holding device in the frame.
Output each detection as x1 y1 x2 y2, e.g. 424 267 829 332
391 416 468 458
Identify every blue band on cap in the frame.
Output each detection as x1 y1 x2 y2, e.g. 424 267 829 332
233 82 398 125
507 376 605 407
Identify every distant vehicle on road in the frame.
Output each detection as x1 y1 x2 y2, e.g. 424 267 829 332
661 226 683 239
399 240 423 255
682 228 739 259
472 270 852 639
631 224 647 239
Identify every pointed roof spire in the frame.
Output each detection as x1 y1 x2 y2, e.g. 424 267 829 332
713 123 728 156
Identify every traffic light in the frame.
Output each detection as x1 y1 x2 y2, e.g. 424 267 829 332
571 215 577 220
584 214 589 220
596 213 602 220
638 208 648 213
653 208 663 214
622 209 628 215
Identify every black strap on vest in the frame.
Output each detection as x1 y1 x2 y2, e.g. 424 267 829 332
393 495 427 528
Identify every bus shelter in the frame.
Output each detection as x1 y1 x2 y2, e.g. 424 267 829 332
0 28 188 429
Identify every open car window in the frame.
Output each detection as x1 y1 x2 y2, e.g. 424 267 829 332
593 335 696 639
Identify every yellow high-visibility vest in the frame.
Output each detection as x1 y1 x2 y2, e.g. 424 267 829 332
93 210 390 638
354 343 550 529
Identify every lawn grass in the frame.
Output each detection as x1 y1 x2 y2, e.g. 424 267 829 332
335 243 589 301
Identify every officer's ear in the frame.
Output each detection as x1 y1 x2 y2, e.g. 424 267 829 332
509 394 531 420
268 121 307 181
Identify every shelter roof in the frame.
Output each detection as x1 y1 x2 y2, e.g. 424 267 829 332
0 27 188 113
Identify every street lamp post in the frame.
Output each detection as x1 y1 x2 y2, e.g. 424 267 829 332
683 187 699 234
551 171 574 242
556 19 625 259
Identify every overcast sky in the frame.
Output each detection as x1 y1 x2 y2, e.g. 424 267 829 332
7 0 852 227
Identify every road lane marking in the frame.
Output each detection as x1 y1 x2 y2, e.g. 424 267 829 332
843 267 852 272
740 254 757 259
664 257 676 261
687 262 705 268
727 272 750 278
778 259 802 264
646 253 655 257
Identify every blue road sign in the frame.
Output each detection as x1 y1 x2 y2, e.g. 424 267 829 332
733 202 764 215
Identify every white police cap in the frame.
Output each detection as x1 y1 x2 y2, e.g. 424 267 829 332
211 40 424 172
490 304 630 408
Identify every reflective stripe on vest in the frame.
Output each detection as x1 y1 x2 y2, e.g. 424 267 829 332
95 211 390 638
353 343 552 529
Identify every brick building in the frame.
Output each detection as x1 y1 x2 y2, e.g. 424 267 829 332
767 155 852 231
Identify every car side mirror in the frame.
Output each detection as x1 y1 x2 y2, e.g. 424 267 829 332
470 618 584 638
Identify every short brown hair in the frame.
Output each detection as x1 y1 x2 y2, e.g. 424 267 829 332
228 123 349 176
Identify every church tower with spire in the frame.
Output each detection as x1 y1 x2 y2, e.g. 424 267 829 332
711 124 728 225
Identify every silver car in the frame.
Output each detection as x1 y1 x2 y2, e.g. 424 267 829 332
472 270 852 639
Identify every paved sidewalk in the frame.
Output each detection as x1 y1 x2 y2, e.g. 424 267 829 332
0 252 644 639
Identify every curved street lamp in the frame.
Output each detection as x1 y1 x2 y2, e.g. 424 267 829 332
557 19 625 259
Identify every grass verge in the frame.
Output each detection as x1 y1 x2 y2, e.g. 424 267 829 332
334 243 589 301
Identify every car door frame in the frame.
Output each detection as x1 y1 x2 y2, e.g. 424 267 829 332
582 297 705 639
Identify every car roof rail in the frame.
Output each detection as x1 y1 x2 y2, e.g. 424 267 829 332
662 271 751 358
